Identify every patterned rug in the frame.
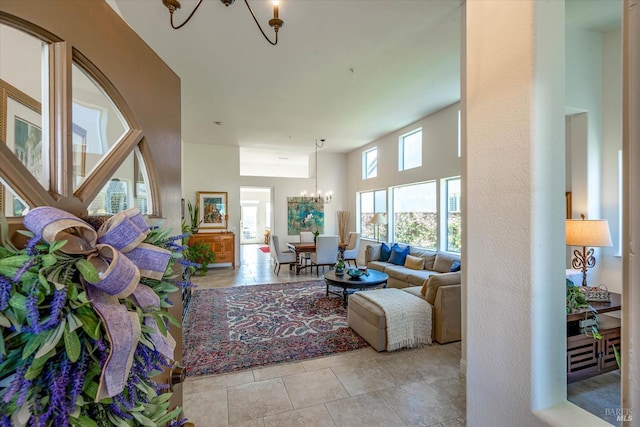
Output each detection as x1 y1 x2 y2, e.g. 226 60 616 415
183 280 369 376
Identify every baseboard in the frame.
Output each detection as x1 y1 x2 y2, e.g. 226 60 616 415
460 358 467 377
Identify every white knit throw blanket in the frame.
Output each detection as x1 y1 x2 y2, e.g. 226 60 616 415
356 288 432 351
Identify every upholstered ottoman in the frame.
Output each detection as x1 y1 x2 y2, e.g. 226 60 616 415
347 288 432 352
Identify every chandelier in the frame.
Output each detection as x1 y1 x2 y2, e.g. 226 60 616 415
301 139 332 204
161 0 284 45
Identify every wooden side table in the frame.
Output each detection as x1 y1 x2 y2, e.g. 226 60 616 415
566 292 621 383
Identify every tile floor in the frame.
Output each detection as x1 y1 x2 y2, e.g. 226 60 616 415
183 244 621 426
183 244 466 426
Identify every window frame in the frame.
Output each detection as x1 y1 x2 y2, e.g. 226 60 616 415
358 189 386 240
391 180 437 249
362 147 378 180
398 128 422 171
444 176 461 253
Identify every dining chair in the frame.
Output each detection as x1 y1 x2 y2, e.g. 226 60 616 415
299 231 315 266
310 235 339 277
342 232 361 267
270 235 297 275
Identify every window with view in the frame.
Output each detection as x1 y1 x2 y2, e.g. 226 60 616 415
362 147 377 179
446 177 461 252
393 181 437 249
360 189 387 240
398 128 422 171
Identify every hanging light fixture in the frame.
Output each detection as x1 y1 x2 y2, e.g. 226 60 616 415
161 0 284 45
301 139 332 205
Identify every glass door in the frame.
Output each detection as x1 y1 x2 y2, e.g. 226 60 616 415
240 204 259 244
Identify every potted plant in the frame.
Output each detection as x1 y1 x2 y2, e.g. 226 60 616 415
187 200 201 234
184 240 215 276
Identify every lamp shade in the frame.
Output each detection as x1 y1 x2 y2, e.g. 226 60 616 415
566 219 613 247
370 213 387 225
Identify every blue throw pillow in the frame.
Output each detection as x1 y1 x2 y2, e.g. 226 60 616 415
388 244 410 266
450 260 461 272
379 242 392 262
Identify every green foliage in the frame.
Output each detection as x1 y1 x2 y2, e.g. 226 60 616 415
393 212 437 249
0 218 187 426
612 344 621 368
184 240 215 276
447 213 461 252
566 279 589 313
186 200 201 230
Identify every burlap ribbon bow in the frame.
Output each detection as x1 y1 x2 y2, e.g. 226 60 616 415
24 206 176 401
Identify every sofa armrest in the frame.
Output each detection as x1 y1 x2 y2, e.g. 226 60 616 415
421 271 461 304
433 284 461 344
365 244 382 264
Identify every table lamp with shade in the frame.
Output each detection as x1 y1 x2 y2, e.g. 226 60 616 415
370 213 387 242
565 214 613 287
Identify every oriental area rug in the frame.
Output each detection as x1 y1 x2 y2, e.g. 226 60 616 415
183 280 369 377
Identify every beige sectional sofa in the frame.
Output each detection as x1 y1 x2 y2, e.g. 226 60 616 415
350 243 461 345
365 243 460 289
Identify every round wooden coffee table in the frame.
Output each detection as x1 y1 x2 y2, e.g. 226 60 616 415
324 269 389 307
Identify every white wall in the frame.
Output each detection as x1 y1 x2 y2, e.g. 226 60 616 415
566 23 603 220
182 143 347 264
465 1 585 425
599 27 623 291
240 152 347 244
565 18 622 292
345 102 461 258
182 144 241 265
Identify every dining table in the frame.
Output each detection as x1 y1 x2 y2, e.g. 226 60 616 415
287 241 347 274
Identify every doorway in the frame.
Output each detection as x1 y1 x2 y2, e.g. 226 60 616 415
240 187 272 246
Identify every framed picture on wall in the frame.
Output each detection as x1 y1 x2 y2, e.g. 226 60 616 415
0 79 43 216
197 191 227 229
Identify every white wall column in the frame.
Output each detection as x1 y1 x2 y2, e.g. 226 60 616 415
622 0 640 423
465 0 606 424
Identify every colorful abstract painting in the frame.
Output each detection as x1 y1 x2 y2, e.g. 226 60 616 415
287 197 324 235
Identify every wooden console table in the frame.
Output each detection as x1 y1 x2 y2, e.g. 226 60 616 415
189 232 235 268
567 292 621 383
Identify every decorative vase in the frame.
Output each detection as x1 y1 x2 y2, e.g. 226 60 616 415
335 260 345 275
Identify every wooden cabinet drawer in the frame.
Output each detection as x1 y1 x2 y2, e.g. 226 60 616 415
189 232 235 268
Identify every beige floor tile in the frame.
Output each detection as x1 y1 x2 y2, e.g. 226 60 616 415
301 347 381 371
184 370 256 394
441 417 466 427
227 378 294 424
331 360 397 396
324 392 406 427
373 351 427 385
229 419 266 427
263 404 337 427
253 362 306 381
182 387 228 427
282 368 350 409
379 378 465 426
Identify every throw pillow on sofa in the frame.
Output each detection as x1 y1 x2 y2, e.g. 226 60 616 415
433 252 457 273
388 244 410 265
450 260 461 272
404 254 425 270
379 242 392 262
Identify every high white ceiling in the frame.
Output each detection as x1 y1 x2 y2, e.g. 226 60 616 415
110 0 463 156
109 0 621 158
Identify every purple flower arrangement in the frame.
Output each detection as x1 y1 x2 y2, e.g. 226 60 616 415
0 219 191 426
